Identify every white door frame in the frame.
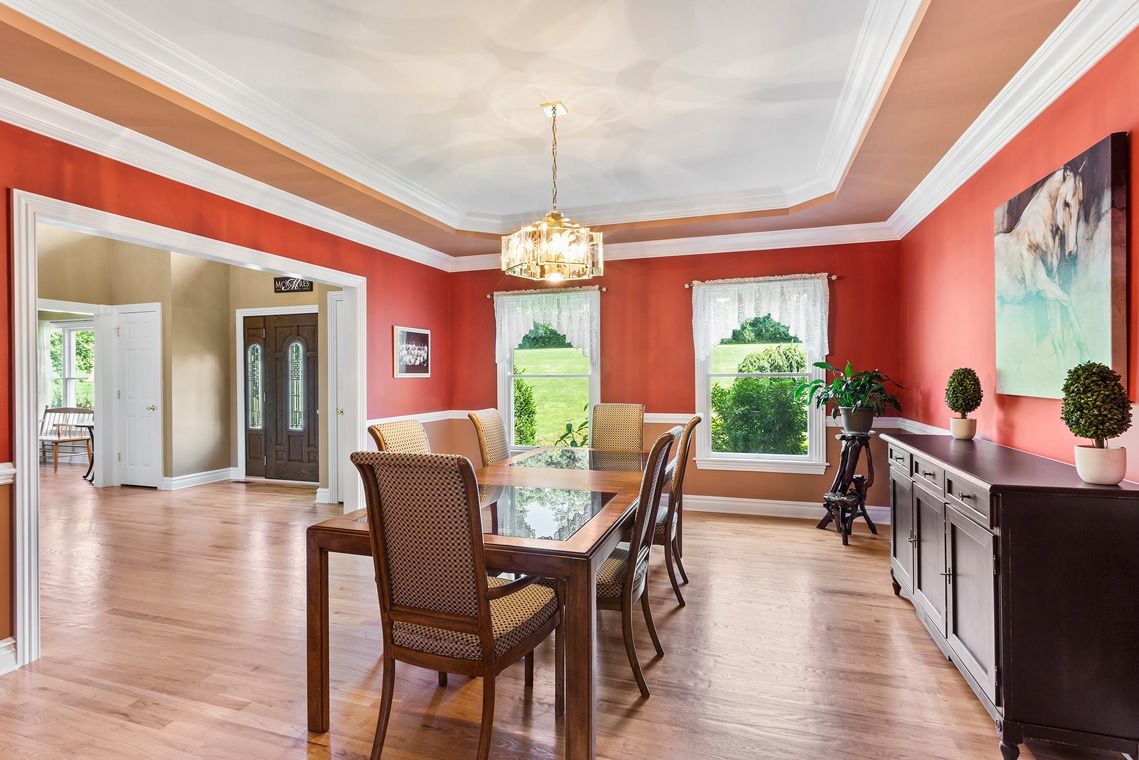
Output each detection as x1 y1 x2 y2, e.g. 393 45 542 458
234 304 319 483
11 189 368 669
326 291 347 504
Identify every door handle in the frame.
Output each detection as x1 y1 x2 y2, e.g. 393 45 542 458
146 405 157 411
337 408 344 415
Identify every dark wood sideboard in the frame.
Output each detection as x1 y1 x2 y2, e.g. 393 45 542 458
880 434 1139 760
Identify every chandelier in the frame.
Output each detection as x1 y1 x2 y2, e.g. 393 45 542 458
501 102 603 282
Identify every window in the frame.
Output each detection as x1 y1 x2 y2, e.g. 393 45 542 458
47 322 95 409
693 274 829 474
247 343 263 430
494 288 600 449
287 340 304 430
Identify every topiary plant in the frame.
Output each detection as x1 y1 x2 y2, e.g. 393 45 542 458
1060 361 1132 448
945 368 983 418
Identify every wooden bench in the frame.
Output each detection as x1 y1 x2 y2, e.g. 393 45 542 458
39 407 94 473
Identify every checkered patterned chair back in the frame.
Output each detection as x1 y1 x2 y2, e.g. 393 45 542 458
589 403 645 451
350 452 487 621
368 420 432 454
661 415 701 530
468 408 509 466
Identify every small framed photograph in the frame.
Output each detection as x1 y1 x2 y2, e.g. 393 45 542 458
394 326 431 378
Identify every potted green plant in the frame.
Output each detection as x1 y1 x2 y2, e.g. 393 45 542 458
795 361 903 433
1060 361 1132 485
945 367 983 440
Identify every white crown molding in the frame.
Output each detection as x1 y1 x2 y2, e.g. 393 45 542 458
0 77 453 271
3 0 924 233
814 0 926 193
0 0 470 230
889 0 1139 236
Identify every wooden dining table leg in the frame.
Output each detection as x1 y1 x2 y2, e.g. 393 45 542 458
307 531 331 733
564 558 598 760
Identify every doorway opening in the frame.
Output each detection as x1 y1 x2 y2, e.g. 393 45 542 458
12 189 368 669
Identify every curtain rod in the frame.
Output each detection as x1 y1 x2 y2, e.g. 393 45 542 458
684 274 839 289
487 286 607 299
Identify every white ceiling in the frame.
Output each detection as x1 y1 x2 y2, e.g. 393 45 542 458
10 0 922 232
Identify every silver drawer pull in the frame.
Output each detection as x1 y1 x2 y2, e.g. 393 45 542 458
921 470 935 478
892 455 906 462
959 492 975 500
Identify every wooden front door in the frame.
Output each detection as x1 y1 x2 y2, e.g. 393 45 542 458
244 313 319 482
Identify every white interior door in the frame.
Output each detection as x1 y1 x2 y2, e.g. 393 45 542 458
116 305 162 487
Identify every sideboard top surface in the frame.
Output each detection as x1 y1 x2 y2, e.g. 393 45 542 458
880 433 1139 495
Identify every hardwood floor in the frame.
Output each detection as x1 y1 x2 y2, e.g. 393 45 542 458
0 464 1122 759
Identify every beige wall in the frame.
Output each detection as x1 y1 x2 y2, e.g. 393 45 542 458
38 225 336 486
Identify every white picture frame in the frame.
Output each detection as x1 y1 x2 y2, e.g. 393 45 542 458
394 326 431 378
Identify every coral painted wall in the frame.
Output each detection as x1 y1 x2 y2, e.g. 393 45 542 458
898 25 1139 473
450 242 903 413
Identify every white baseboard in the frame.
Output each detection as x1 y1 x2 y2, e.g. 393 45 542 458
685 494 890 525
159 467 238 491
0 637 17 676
315 488 334 503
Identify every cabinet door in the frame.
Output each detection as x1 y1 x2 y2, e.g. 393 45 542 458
912 481 946 635
946 505 999 705
889 473 914 592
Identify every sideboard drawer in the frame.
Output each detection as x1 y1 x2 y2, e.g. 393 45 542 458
911 454 944 493
946 473 991 525
887 444 912 472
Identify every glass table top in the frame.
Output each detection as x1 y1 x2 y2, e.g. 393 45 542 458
478 485 617 541
509 447 647 472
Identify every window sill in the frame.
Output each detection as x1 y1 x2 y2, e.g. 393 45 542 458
694 456 828 475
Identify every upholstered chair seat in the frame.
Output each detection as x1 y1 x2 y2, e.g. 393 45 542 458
595 546 648 599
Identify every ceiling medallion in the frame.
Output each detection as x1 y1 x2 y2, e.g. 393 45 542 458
501 102 603 282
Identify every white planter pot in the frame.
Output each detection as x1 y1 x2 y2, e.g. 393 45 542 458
1073 445 1127 485
950 417 977 440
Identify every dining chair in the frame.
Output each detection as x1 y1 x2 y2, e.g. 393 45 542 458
654 415 701 605
589 403 645 451
350 451 564 760
368 419 431 454
468 408 509 466
596 425 681 698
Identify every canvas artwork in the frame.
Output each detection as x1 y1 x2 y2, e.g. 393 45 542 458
994 132 1128 398
394 326 430 378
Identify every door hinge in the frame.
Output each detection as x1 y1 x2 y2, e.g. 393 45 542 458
117 390 121 399
117 453 121 462
261 328 266 339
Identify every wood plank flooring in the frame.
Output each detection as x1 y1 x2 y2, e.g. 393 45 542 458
0 464 1122 759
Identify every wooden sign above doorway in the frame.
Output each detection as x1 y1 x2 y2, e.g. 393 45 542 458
274 277 314 293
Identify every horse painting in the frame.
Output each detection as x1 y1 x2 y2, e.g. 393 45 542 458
994 134 1128 399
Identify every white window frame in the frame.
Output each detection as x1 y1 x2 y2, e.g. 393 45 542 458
48 320 95 409
692 274 830 475
494 288 601 452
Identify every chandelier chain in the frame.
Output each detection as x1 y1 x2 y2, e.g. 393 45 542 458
551 110 558 210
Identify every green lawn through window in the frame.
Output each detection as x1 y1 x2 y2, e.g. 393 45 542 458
514 347 590 445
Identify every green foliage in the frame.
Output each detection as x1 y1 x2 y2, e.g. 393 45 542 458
512 375 536 445
519 323 571 349
722 315 800 345
711 346 808 455
1060 361 1132 448
795 361 903 419
736 344 806 373
945 367 983 417
555 404 590 447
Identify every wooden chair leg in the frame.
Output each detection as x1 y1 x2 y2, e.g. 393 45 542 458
371 655 397 760
554 616 565 716
673 537 689 585
620 603 650 698
640 588 665 657
524 650 534 686
476 672 496 760
53 443 60 473
438 671 448 687
663 538 685 606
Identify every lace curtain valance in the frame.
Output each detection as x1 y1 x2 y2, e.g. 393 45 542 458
494 287 600 366
692 274 829 360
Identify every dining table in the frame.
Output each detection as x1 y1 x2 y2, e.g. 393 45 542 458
306 446 648 760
